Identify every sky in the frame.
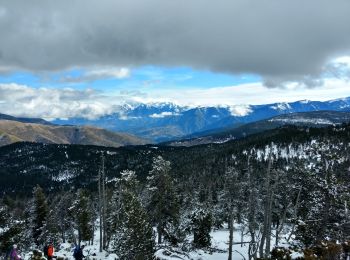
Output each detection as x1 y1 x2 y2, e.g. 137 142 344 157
0 0 350 119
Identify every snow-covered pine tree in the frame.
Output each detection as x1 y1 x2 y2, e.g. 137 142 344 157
146 156 179 245
295 169 349 247
111 170 155 260
51 191 75 243
72 189 93 245
39 204 63 247
190 206 212 249
32 185 48 246
107 170 139 247
114 191 155 260
0 202 22 253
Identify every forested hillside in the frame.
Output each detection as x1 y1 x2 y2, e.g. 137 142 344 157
1 124 350 259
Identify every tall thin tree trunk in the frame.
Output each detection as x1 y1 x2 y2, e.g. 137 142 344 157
102 154 107 249
247 156 258 260
249 229 257 260
260 152 273 258
276 202 291 246
265 190 274 257
98 165 103 253
157 224 162 244
241 225 244 247
228 210 234 260
287 188 302 242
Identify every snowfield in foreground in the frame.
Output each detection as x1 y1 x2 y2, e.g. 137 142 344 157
23 226 298 260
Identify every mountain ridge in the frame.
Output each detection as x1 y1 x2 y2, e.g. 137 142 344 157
165 110 350 146
0 120 149 147
52 97 350 142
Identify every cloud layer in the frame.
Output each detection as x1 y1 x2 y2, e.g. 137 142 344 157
1 78 349 119
1 0 350 83
0 84 118 119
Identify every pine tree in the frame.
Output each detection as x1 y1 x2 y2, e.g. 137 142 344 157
111 170 155 260
32 185 49 246
107 170 139 247
114 191 155 260
0 203 22 252
190 206 212 249
52 191 75 243
146 156 179 244
72 189 93 245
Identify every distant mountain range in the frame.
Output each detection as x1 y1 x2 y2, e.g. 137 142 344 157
166 111 350 146
52 97 350 142
0 120 148 147
0 113 53 125
1 97 350 146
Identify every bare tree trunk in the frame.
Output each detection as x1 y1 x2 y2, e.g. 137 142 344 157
102 154 107 250
276 202 291 246
228 210 234 260
260 152 273 258
287 188 302 242
61 230 65 243
157 224 162 244
248 229 257 260
91 220 94 245
98 164 103 252
265 190 274 257
241 225 244 247
247 156 258 260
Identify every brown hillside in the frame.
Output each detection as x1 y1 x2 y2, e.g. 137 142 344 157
0 120 149 147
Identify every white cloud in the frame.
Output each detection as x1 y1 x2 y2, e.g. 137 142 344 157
136 77 350 107
0 83 119 119
333 56 350 65
1 75 350 119
149 112 181 118
86 67 130 79
61 67 130 83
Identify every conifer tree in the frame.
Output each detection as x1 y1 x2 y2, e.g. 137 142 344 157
111 170 155 260
114 191 155 260
190 206 212 249
147 156 179 244
32 185 48 246
52 191 75 243
72 189 93 245
0 203 22 252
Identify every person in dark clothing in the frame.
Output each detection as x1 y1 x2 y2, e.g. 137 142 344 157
73 245 85 260
9 244 21 260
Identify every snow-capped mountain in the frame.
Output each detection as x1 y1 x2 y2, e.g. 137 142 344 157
167 111 350 147
52 97 350 142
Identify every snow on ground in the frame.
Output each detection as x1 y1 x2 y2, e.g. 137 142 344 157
155 226 249 260
22 228 248 260
22 223 297 260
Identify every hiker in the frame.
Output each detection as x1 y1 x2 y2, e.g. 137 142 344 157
44 242 54 260
73 244 85 260
31 249 46 260
10 244 21 260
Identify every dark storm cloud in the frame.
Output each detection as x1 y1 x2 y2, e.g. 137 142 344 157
0 0 350 83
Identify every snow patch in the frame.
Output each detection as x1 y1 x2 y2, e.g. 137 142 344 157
269 118 334 125
271 103 291 110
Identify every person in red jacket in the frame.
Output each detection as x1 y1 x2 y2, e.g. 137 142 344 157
47 243 54 260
